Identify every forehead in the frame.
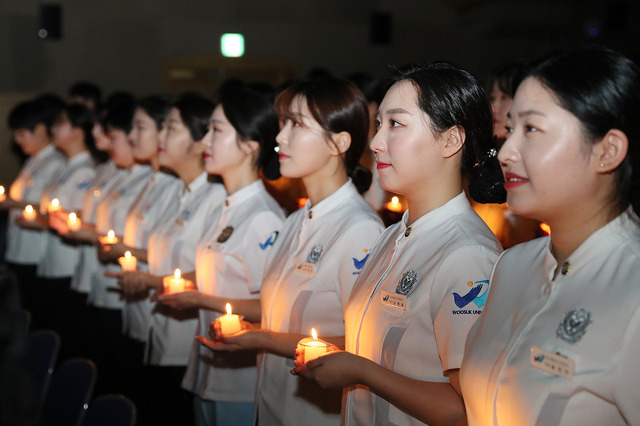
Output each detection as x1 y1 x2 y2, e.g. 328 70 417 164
511 77 559 113
379 80 419 113
211 104 227 121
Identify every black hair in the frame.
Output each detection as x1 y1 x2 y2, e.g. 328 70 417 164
347 72 383 104
68 82 102 107
8 101 49 131
137 95 175 131
102 101 136 133
174 94 215 141
34 94 65 135
391 62 506 204
275 77 372 193
219 89 281 180
524 46 640 216
60 103 106 163
489 62 525 98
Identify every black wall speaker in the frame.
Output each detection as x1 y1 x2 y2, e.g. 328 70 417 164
370 12 392 45
38 4 62 40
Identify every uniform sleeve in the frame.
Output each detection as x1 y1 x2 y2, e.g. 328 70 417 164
241 211 285 293
336 219 385 312
430 244 500 372
613 305 640 423
63 167 96 211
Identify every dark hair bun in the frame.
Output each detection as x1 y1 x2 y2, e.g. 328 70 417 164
351 164 373 194
262 149 281 181
469 151 506 204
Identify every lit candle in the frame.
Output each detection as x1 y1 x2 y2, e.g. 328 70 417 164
297 328 331 364
297 198 308 209
67 212 81 232
163 268 185 294
384 196 404 213
47 198 61 214
23 205 36 221
0 186 5 202
219 303 242 336
98 229 119 245
118 251 137 272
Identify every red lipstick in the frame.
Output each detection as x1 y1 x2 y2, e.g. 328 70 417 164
503 172 527 189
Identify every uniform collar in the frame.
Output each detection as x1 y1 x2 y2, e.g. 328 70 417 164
66 150 92 166
400 191 470 238
180 171 208 196
303 179 357 221
222 179 263 209
34 144 56 160
543 208 640 280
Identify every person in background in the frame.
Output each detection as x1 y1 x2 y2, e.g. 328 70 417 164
68 81 102 111
199 77 385 426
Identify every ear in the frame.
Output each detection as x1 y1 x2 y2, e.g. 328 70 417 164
329 131 352 157
240 139 260 157
593 129 628 173
441 126 466 159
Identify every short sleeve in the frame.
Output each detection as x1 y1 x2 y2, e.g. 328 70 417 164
336 219 385 312
431 244 500 372
241 211 285 293
613 305 640 423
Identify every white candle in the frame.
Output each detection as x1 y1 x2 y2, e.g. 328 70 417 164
98 229 119 245
47 198 61 215
297 328 331 364
67 212 81 232
118 251 137 272
0 186 5 202
23 205 36 221
219 303 242 336
384 196 404 213
163 268 185 294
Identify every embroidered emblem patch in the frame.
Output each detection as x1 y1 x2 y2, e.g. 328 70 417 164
217 226 234 243
557 307 591 344
306 244 323 264
259 231 279 250
395 269 418 296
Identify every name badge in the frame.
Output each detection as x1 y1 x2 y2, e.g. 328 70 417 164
381 290 407 311
295 260 315 276
530 346 575 380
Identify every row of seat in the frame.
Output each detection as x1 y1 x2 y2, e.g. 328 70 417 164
18 309 137 426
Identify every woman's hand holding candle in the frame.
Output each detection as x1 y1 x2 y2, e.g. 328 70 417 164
105 270 161 295
156 279 199 309
290 350 365 390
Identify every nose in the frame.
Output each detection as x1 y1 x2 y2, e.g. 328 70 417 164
369 126 385 154
497 132 518 167
275 122 289 147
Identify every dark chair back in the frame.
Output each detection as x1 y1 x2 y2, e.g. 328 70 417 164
81 394 136 426
39 358 97 426
24 329 60 403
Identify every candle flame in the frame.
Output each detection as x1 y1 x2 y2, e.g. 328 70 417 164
25 205 33 213
107 229 115 239
391 196 399 204
540 222 551 235
174 268 181 279
311 328 318 341
0 186 4 195
68 212 77 222
226 303 232 315
297 198 308 209
51 198 59 208
125 251 131 259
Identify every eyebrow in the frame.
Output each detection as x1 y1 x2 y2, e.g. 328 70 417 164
507 109 547 119
379 107 412 116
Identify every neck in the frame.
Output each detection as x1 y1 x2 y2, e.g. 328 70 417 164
176 160 204 186
405 172 462 226
149 155 160 172
62 140 88 159
302 166 348 207
222 164 259 195
548 204 617 267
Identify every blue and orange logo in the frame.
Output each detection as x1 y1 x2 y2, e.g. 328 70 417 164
259 231 279 250
352 250 369 275
453 280 489 309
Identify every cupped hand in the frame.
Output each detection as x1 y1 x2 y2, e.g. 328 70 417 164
156 284 200 309
105 270 149 295
98 240 127 263
290 350 364 389
198 323 266 352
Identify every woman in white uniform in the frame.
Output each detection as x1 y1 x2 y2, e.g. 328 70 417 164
200 78 385 426
292 62 505 426
34 103 97 360
156 88 285 426
112 94 226 425
3 98 65 325
461 47 640 425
